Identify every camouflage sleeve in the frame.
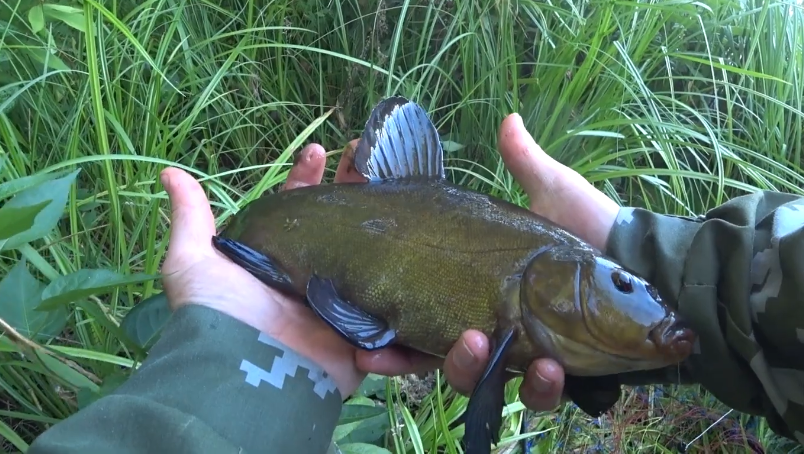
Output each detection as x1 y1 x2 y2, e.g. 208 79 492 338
605 190 804 444
27 304 343 454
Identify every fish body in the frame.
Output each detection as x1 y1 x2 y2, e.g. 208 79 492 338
219 178 686 376
212 96 696 454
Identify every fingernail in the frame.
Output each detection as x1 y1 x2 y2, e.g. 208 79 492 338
160 170 170 189
343 145 355 160
293 147 305 165
533 370 552 393
454 339 477 370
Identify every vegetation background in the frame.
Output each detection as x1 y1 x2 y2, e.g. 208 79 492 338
0 0 802 452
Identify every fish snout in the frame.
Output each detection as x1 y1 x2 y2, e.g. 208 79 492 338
649 316 696 362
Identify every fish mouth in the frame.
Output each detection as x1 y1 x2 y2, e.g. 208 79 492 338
648 315 696 362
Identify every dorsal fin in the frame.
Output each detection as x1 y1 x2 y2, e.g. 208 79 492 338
353 96 445 181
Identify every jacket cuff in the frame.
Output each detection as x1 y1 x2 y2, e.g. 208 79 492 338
604 203 792 438
116 303 343 453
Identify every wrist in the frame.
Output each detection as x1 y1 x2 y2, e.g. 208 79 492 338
173 296 363 398
146 304 345 453
261 305 365 398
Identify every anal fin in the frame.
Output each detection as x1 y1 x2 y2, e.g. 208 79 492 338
306 274 397 350
211 236 297 296
462 326 516 454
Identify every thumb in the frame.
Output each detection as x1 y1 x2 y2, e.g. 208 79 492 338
161 167 217 259
497 113 586 203
497 113 619 250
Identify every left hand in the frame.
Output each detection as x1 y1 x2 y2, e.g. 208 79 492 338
159 145 367 397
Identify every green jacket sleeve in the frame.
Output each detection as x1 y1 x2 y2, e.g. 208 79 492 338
605 190 804 444
28 304 344 454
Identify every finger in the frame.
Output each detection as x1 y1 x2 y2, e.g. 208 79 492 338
443 330 491 395
497 113 561 199
518 358 564 412
161 167 217 256
355 346 442 376
497 113 619 250
283 144 326 191
334 139 369 184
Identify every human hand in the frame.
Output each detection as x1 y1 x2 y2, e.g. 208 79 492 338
159 146 366 397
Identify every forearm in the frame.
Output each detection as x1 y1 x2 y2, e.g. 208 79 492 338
29 304 343 454
605 191 804 443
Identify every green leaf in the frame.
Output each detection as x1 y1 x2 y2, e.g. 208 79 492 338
334 400 390 445
38 269 160 311
354 374 388 400
28 5 45 33
0 169 75 200
441 140 466 152
0 201 51 244
338 443 392 454
345 396 375 406
22 46 70 72
76 371 129 409
0 168 80 251
334 412 390 446
338 403 388 425
0 260 67 343
33 349 99 392
50 345 135 368
0 417 28 452
43 4 86 33
120 292 172 351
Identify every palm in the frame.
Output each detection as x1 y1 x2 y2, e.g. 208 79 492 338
160 166 365 397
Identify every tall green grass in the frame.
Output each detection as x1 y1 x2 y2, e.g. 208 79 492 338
0 0 802 452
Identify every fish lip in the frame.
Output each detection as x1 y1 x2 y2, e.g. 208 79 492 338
648 314 696 362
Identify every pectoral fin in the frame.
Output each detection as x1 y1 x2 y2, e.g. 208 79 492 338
462 326 516 454
563 374 621 418
211 236 297 296
354 96 445 181
305 274 397 350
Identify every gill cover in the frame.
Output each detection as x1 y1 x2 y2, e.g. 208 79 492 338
583 256 671 353
518 245 676 419
519 245 671 368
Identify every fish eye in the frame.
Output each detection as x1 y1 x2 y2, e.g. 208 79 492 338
611 270 634 294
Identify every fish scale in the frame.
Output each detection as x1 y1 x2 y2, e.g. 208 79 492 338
225 179 539 363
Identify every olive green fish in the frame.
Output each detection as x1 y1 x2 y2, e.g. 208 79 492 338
212 96 696 454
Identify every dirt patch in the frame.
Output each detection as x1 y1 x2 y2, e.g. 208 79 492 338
397 371 437 409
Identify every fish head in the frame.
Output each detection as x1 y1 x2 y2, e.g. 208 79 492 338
519 245 696 375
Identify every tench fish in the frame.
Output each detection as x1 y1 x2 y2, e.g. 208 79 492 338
211 96 696 454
